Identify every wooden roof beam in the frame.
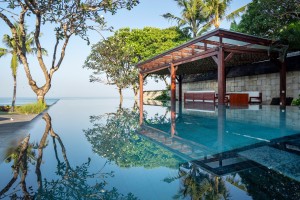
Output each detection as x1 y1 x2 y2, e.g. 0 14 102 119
219 29 272 46
224 46 268 54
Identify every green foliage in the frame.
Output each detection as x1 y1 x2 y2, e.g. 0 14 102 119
123 27 190 62
231 0 300 50
291 95 300 106
0 105 10 112
166 163 230 200
84 31 134 92
84 107 182 169
164 0 239 36
15 100 47 114
205 0 232 28
1 23 39 77
83 27 190 93
154 90 171 101
163 0 209 37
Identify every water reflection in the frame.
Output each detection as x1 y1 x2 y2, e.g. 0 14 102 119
84 105 182 169
165 162 230 200
139 101 300 199
0 113 137 200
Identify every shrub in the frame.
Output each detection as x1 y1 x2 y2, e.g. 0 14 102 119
15 100 47 114
0 105 11 112
291 95 300 106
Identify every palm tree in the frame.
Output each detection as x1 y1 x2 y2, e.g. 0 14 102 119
205 0 232 28
206 0 252 29
163 0 209 37
0 24 46 112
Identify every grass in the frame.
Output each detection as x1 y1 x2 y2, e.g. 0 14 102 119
15 100 47 114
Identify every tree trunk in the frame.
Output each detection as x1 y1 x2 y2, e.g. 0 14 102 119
118 88 123 105
34 81 51 104
37 94 45 103
10 75 17 112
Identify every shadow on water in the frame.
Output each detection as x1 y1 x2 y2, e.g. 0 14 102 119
0 112 137 200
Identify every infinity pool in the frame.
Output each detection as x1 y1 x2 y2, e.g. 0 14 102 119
0 98 300 199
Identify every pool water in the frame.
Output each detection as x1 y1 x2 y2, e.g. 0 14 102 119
0 99 300 199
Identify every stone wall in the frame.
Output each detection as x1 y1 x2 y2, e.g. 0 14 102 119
180 54 300 104
180 71 300 104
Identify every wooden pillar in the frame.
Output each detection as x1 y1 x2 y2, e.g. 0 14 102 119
171 107 176 137
280 61 287 106
139 72 144 125
217 45 225 105
218 105 226 166
170 63 176 107
178 75 182 102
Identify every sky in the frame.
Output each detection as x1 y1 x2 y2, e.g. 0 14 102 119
0 0 251 99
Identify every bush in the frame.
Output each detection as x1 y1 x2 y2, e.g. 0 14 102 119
154 90 170 101
0 105 11 112
15 100 47 114
291 95 300 106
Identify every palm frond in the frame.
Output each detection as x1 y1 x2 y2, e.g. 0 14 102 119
162 13 183 24
2 34 13 49
0 48 9 57
30 47 48 56
226 3 249 21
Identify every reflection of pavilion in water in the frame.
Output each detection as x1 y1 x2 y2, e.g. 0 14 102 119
138 102 300 182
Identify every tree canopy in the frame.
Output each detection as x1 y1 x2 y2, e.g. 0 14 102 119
84 107 183 169
163 0 247 37
163 0 209 37
83 26 190 98
231 0 300 50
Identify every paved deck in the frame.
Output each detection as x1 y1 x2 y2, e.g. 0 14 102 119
0 113 37 162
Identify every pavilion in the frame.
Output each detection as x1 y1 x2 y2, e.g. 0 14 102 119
136 28 288 113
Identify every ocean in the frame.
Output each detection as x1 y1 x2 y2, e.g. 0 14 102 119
0 97 59 106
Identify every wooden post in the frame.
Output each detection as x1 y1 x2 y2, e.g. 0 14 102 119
218 105 226 166
171 107 176 137
170 63 176 107
218 43 225 105
280 61 286 106
178 75 182 102
139 72 144 125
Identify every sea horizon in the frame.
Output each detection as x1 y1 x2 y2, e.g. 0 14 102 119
0 96 134 106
